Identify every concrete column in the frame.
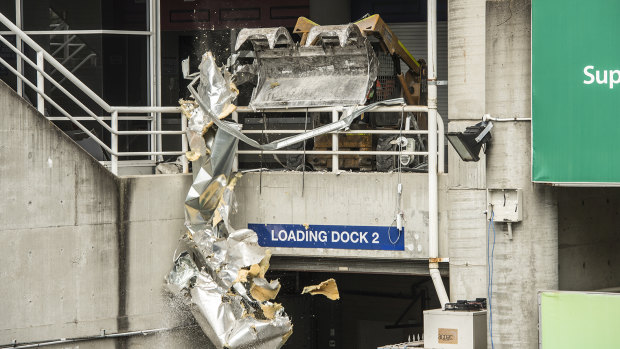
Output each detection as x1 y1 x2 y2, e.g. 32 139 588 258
447 0 489 303
485 1 557 348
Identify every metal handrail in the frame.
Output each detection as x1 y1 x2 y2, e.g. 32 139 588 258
231 106 445 174
0 11 188 175
0 10 445 176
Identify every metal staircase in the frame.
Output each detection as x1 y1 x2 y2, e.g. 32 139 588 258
0 11 187 175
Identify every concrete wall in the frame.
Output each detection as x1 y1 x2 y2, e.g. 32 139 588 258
0 79 204 347
558 188 620 291
447 0 488 303
485 2 557 348
231 172 449 261
448 1 558 348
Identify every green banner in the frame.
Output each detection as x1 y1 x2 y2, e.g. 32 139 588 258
532 1 620 184
539 291 620 349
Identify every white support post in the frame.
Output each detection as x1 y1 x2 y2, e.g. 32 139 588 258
437 112 445 174
181 111 188 173
155 0 162 162
427 0 450 308
111 111 119 175
331 110 339 173
15 0 22 97
232 111 239 172
36 51 44 114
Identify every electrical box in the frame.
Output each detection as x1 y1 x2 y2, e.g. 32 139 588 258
423 309 487 349
486 189 522 222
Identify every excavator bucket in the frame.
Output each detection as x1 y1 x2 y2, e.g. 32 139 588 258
234 24 378 109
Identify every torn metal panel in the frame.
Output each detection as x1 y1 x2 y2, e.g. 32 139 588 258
197 52 239 118
234 24 378 109
166 51 292 348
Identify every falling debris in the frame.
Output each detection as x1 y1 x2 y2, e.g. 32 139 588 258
165 51 292 349
302 278 340 300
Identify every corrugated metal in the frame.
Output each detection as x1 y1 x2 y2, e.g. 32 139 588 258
388 22 449 122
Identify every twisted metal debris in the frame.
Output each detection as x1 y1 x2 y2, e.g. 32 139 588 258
166 52 292 349
169 48 403 348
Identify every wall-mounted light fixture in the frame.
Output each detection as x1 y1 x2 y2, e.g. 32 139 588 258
446 121 493 162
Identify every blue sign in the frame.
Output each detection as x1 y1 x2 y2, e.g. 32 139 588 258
248 223 405 251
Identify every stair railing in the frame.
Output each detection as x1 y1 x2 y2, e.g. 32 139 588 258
0 11 187 175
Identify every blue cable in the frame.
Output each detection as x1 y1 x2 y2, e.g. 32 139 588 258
487 210 496 349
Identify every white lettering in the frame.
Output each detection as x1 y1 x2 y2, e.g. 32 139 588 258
309 230 317 242
278 230 287 241
372 232 380 244
611 70 620 89
297 230 305 241
360 232 368 243
350 231 359 243
271 230 278 241
584 65 595 84
319 231 327 243
596 69 608 84
331 231 340 242
341 231 350 243
288 230 296 241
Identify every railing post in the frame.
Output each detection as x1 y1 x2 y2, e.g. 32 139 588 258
156 112 163 162
232 111 239 172
15 0 23 97
111 111 119 175
36 51 44 114
332 109 339 173
150 112 157 162
181 110 188 173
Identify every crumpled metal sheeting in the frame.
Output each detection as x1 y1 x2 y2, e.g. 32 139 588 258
165 252 200 294
190 271 291 349
197 51 239 118
168 55 292 348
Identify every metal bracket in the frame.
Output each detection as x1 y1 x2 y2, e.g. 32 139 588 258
427 80 448 86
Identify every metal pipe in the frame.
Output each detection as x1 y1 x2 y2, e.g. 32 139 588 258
332 110 339 173
437 112 445 174
155 0 163 162
47 116 154 121
111 111 118 175
482 114 532 122
181 110 188 173
111 106 180 113
430 268 450 307
15 0 22 97
117 151 184 156
1 326 196 349
235 105 429 113
427 0 449 309
238 150 428 156
0 29 153 35
36 51 44 114
240 129 429 135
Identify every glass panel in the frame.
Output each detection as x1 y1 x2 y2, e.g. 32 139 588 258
21 0 148 31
